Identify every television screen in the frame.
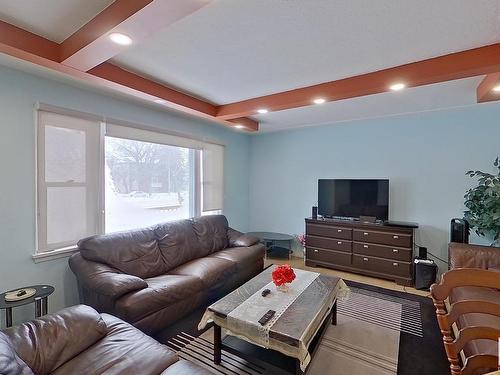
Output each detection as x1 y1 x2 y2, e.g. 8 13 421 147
318 179 389 221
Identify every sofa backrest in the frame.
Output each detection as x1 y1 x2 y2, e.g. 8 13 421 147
78 215 231 277
78 228 167 279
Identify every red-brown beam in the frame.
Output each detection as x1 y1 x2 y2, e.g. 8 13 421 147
216 43 500 120
477 73 500 103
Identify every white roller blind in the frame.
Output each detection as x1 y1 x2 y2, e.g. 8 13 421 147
202 143 224 212
37 111 101 252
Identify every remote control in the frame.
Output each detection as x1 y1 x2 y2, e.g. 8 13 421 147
258 310 275 325
261 289 271 297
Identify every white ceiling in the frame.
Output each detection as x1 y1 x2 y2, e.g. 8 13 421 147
255 76 484 132
0 0 114 43
113 0 500 104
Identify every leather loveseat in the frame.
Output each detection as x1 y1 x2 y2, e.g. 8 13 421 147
431 243 500 375
69 215 265 335
0 304 212 375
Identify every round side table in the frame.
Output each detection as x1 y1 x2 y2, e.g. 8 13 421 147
0 285 55 327
246 231 294 260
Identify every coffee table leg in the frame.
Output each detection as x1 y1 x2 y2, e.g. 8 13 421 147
42 297 48 315
332 300 337 325
296 359 304 375
35 298 42 318
5 307 12 328
214 324 222 365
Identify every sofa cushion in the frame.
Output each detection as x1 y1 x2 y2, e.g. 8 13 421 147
169 257 236 289
191 215 229 255
78 228 167 279
50 313 178 375
161 359 213 375
449 286 500 358
0 332 34 375
209 245 266 269
3 305 107 375
154 219 202 271
115 274 204 322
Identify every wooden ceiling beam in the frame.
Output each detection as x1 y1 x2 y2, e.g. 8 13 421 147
60 0 210 71
477 73 500 103
216 43 500 120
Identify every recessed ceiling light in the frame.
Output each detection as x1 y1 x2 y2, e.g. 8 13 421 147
492 85 500 93
313 98 326 104
109 32 132 46
154 99 167 104
390 83 406 91
257 108 269 114
234 124 245 129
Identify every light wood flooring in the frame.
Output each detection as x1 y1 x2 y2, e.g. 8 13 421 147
265 256 430 297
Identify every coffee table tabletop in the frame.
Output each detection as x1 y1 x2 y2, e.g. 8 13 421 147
199 267 348 373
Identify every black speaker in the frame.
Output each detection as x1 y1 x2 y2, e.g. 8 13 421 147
414 259 437 290
450 218 469 243
418 246 427 259
312 206 318 219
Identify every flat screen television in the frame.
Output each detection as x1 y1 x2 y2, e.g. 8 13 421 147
318 179 389 221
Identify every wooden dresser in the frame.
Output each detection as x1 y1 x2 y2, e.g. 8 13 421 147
305 218 416 285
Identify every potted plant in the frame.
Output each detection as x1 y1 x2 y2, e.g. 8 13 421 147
464 157 500 246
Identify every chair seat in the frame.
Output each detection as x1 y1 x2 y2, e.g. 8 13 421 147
115 275 204 322
51 314 178 375
450 286 500 358
209 246 265 269
169 257 236 289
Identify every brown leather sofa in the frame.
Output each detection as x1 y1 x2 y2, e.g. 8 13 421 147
0 304 212 375
69 215 265 335
431 243 500 375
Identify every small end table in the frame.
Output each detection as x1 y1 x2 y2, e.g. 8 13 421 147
246 231 294 260
0 285 55 327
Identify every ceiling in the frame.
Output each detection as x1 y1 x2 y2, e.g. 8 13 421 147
0 0 499 132
0 0 114 43
112 0 500 104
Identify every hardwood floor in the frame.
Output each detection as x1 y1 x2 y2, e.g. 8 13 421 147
265 256 430 297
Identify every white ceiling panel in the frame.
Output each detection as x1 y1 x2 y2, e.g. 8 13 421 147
255 77 485 132
0 0 114 42
113 0 500 104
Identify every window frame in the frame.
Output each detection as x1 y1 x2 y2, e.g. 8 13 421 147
34 105 224 260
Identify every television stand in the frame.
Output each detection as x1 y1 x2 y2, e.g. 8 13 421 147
305 217 417 286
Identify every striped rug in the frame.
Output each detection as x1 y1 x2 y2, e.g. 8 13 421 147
166 287 424 374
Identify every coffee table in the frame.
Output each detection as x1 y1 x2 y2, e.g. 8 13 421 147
199 267 348 374
246 231 294 260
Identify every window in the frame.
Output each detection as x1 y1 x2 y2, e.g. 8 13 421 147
36 109 224 254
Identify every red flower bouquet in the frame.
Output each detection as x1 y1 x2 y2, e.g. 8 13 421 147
272 264 296 287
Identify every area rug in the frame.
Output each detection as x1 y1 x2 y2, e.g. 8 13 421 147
159 280 449 375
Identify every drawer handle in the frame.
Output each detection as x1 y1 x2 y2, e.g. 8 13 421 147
363 232 369 236
363 245 369 248
393 249 399 253
314 249 319 253
337 241 342 245
363 257 368 261
393 235 399 239
337 229 342 232
393 262 398 266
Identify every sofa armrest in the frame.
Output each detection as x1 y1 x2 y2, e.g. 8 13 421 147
69 253 148 299
227 228 260 247
449 242 500 270
3 305 107 375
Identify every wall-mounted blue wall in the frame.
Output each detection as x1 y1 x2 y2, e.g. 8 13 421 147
0 65 250 326
248 104 500 268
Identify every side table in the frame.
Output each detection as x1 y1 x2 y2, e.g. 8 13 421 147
0 285 55 327
246 231 294 260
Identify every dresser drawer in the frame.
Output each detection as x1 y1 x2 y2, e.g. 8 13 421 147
306 235 352 253
306 224 352 240
353 229 412 247
352 254 411 277
306 247 351 266
353 242 412 261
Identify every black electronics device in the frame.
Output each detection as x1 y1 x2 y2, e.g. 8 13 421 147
258 310 276 325
414 258 437 290
261 289 271 297
385 220 419 228
418 246 427 259
318 179 389 221
450 218 469 243
312 206 318 219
